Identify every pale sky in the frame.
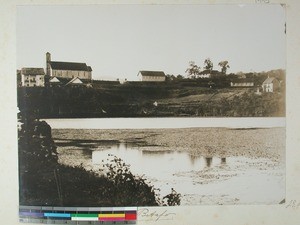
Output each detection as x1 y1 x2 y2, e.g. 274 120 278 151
17 4 286 81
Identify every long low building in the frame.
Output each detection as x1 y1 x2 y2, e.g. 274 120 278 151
230 78 254 87
137 70 166 82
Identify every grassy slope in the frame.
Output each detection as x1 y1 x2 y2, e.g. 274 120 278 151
17 82 285 117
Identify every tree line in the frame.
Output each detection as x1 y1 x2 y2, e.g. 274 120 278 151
185 58 230 78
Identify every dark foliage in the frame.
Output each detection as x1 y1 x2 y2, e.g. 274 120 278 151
18 111 59 205
162 188 181 206
212 91 285 117
98 155 160 206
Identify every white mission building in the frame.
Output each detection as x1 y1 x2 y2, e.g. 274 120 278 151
137 71 166 82
46 52 92 80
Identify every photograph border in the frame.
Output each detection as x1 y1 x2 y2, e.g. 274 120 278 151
1 0 300 225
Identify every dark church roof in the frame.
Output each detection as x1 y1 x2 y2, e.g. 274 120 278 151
139 71 165 77
50 61 92 71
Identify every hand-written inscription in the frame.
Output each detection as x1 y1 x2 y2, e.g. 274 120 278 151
138 208 176 221
285 200 300 209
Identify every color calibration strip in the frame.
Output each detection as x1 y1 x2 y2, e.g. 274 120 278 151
19 206 137 224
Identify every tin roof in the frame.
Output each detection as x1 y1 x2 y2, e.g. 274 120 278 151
49 77 61 83
21 68 45 76
231 78 254 83
262 77 277 84
138 71 165 77
65 77 84 86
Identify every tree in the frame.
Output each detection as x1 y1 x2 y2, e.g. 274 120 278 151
18 111 58 171
204 58 213 71
165 74 175 81
176 74 184 80
218 61 230 74
185 61 200 78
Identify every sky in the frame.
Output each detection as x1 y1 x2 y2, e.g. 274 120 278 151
17 4 286 81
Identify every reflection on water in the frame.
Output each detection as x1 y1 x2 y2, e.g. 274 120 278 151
205 157 213 167
189 154 198 165
91 143 228 178
92 143 134 164
142 149 173 156
189 155 227 168
221 157 226 164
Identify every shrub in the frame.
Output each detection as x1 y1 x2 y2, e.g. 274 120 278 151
100 155 181 206
163 188 181 206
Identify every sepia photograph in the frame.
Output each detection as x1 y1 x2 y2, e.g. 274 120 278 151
17 3 286 210
17 4 285 118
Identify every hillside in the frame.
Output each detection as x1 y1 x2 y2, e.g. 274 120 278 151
17 81 285 118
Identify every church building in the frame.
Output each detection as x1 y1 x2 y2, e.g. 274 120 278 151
46 52 92 80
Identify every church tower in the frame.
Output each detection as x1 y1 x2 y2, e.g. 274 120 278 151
45 52 51 87
46 52 51 77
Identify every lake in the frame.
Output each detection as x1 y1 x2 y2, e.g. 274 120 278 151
49 118 285 205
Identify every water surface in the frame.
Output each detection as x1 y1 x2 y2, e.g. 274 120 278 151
45 117 285 129
58 141 285 205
